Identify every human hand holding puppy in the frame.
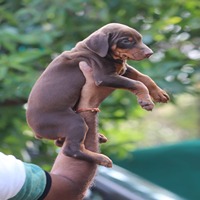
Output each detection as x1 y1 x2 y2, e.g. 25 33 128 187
78 61 113 109
46 61 111 200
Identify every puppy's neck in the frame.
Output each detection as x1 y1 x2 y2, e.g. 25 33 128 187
105 53 127 75
105 53 125 64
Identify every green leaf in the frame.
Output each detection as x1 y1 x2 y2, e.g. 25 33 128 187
0 67 8 80
165 16 182 25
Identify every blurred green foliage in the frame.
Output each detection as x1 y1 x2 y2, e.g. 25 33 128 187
0 0 199 167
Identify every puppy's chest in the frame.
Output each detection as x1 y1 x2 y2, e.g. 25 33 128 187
115 63 127 75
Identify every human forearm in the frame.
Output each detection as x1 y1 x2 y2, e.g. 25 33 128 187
46 111 98 200
45 61 104 200
78 61 113 109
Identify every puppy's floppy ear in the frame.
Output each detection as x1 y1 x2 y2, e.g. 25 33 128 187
85 32 109 57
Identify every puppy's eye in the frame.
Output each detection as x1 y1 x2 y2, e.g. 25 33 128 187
117 38 135 49
121 39 132 44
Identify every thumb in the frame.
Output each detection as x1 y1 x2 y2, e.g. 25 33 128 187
79 61 92 72
79 61 93 80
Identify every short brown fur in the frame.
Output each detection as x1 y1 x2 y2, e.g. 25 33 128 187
26 23 169 167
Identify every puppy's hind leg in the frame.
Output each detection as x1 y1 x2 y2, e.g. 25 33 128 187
54 132 107 147
62 111 112 168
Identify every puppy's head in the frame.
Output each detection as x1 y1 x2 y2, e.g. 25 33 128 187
85 23 153 61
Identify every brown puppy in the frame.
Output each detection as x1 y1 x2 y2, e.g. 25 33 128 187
26 23 169 167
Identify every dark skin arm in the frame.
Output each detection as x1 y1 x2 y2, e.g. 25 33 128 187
45 61 108 200
45 113 98 200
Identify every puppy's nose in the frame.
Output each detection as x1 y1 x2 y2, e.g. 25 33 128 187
142 45 153 58
145 52 153 58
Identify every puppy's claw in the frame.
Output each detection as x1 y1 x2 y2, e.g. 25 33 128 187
55 138 65 147
151 89 170 103
138 99 154 111
35 134 43 139
98 133 108 143
163 93 170 102
98 156 113 168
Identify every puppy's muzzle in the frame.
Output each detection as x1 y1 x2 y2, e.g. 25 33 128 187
145 52 153 58
142 44 153 58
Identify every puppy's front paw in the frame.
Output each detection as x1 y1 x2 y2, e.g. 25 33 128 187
150 89 170 103
138 99 154 111
98 155 113 168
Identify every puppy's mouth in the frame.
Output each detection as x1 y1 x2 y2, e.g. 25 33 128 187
145 52 153 58
128 51 153 61
111 49 153 61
